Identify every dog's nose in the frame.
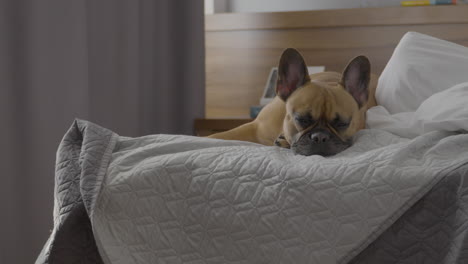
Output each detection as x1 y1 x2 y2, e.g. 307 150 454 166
310 132 329 143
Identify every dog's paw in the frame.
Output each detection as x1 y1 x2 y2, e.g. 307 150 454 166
274 134 290 149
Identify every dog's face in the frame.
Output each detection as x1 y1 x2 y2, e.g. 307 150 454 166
276 48 371 156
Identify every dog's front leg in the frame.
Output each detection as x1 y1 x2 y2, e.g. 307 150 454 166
274 133 290 149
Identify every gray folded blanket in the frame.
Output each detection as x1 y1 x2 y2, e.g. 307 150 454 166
36 120 468 264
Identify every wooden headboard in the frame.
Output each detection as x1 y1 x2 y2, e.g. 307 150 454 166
205 5 468 118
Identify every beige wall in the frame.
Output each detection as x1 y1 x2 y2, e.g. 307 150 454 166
206 0 401 14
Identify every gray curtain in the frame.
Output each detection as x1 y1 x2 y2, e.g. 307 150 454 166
0 1 205 263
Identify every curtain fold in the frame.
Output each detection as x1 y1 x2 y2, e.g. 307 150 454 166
0 1 204 263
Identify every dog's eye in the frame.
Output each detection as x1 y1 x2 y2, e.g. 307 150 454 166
333 115 351 130
296 117 305 123
295 116 313 127
335 121 350 129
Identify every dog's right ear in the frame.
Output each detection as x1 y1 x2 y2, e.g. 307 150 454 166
341 56 371 108
276 48 310 101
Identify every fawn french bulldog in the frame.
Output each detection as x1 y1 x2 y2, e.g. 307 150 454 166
209 48 377 156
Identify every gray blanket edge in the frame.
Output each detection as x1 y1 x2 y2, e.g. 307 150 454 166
35 119 118 264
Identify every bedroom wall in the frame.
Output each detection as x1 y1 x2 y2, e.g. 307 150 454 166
205 5 468 118
207 0 401 13
0 1 204 263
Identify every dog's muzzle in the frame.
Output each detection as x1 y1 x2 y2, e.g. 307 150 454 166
291 129 352 156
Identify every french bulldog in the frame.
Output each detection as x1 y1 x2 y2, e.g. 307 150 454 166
208 48 377 156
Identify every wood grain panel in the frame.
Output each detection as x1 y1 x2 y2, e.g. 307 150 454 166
206 25 468 49
206 5 468 31
205 6 468 118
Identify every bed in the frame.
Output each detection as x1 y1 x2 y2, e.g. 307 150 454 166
37 6 468 264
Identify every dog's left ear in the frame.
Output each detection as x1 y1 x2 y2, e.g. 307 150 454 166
276 48 310 101
341 56 370 108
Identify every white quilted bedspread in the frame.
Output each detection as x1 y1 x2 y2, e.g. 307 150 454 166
91 129 468 264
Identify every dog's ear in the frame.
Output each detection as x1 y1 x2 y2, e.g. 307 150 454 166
276 48 310 101
341 56 370 108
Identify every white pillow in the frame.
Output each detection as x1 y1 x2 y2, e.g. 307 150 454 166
367 82 468 138
376 32 468 114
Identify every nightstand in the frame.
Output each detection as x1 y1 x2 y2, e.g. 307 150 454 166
194 118 252 136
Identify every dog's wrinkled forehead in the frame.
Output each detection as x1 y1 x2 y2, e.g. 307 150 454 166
286 81 357 125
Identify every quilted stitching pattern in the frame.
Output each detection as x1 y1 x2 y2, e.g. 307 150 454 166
350 164 468 264
36 120 468 264
93 130 468 264
36 120 117 264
